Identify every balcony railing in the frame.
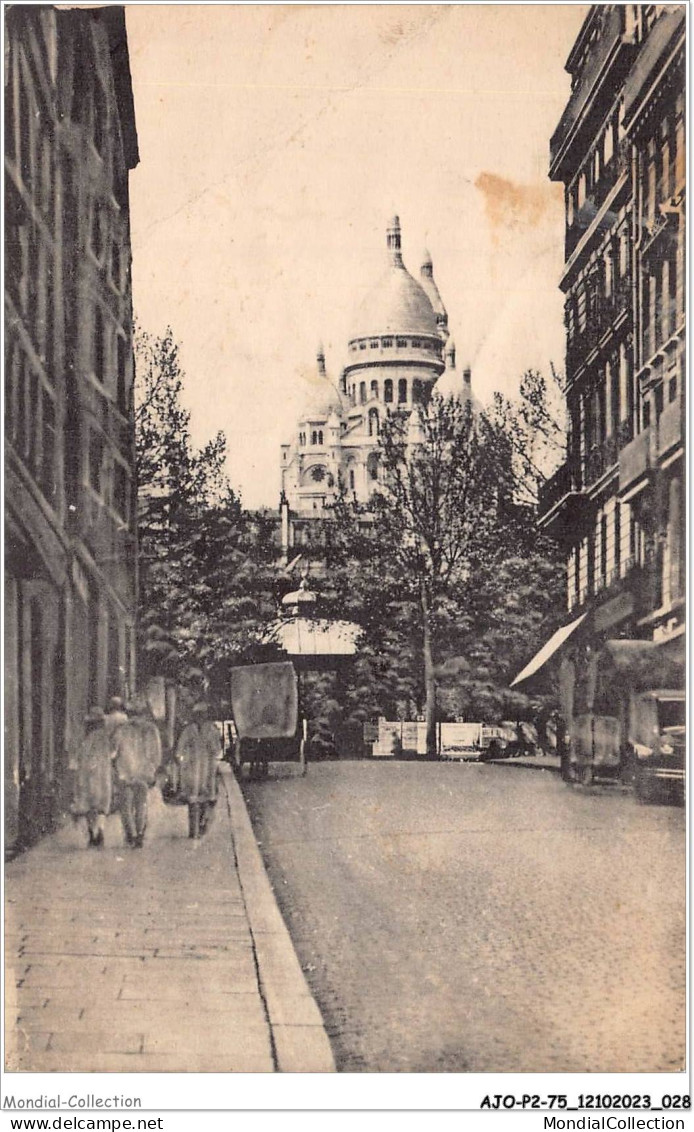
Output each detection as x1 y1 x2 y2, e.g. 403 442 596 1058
565 279 632 379
537 459 588 537
538 461 575 516
618 426 653 497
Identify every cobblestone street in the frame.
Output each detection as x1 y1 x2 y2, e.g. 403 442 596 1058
243 760 686 1073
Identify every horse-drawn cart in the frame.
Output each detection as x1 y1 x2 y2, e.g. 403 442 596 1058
229 660 306 779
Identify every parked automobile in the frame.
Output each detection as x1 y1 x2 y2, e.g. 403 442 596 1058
629 689 685 805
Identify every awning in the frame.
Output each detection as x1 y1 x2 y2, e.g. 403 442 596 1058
510 613 587 689
266 617 361 659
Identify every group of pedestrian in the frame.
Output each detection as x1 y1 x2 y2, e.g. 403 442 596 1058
71 695 222 850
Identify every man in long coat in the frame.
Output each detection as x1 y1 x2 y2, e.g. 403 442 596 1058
174 703 222 839
112 697 162 849
71 707 114 848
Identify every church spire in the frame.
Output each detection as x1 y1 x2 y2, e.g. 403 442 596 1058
316 342 326 377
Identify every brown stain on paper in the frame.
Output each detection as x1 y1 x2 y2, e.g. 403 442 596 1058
475 172 562 236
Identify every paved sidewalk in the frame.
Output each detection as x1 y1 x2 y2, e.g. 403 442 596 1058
5 766 334 1073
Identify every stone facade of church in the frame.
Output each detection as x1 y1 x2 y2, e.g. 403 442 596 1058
279 217 473 556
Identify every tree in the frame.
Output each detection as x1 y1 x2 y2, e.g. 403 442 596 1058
134 327 281 705
325 378 566 757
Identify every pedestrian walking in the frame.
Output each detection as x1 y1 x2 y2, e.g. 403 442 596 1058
112 697 161 849
174 703 222 839
70 706 114 848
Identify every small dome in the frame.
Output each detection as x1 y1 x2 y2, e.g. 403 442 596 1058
298 348 343 421
433 361 479 409
419 253 448 338
299 378 343 421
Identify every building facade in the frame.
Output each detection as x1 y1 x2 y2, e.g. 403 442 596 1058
280 217 474 556
5 7 140 851
532 5 685 753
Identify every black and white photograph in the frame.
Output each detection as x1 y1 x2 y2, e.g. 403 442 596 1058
3 0 687 1108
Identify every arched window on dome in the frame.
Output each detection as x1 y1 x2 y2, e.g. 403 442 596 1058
359 382 366 404
311 430 317 445
412 379 423 404
367 452 379 482
383 338 393 348
370 380 378 400
368 408 379 437
398 378 407 404
396 337 407 348
384 379 393 404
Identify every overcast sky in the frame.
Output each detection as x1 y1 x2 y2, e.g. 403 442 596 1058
126 3 589 509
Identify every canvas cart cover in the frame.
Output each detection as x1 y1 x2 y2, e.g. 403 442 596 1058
230 662 298 739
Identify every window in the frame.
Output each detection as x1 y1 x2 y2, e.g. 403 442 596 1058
368 408 379 437
114 461 129 520
89 431 103 494
614 503 621 572
383 338 393 348
28 370 40 477
318 430 323 445
600 513 608 587
359 342 366 350
370 339 378 349
396 338 407 348
654 382 664 420
384 379 393 403
93 77 106 156
112 241 121 291
311 430 317 445
41 388 56 503
412 379 423 404
94 305 105 381
412 339 421 348
398 378 407 404
669 374 677 403
311 465 326 482
117 335 128 412
587 527 596 595
359 382 366 404
91 201 104 260
370 380 378 400
577 173 586 208
349 468 355 491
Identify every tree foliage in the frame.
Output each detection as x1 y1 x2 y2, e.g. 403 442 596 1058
324 379 566 754
134 327 282 707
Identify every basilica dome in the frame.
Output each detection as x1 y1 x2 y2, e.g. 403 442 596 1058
349 217 440 343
